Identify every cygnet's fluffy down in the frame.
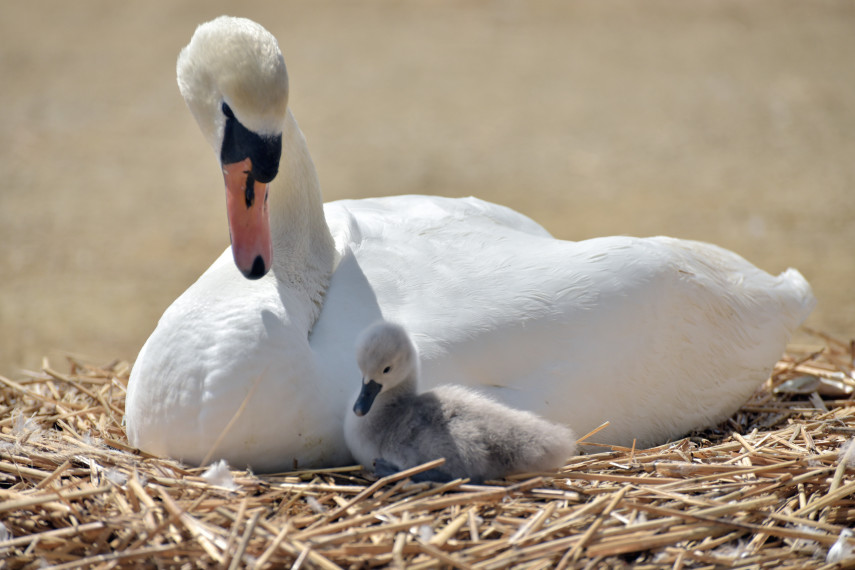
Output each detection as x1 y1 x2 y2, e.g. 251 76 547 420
345 321 578 482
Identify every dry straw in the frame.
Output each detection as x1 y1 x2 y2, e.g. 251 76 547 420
0 329 853 568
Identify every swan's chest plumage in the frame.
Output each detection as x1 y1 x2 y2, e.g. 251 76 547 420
126 250 343 470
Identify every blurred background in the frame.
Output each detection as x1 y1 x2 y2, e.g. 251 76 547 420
1 1 853 377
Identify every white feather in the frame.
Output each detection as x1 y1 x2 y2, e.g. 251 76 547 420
838 438 855 467
827 529 854 563
200 459 239 491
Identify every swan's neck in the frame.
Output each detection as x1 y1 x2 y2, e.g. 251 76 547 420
269 110 336 325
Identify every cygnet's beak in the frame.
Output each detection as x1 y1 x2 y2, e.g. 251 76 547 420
222 158 272 279
353 379 383 417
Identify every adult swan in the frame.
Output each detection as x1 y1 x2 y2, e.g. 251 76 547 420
125 16 815 472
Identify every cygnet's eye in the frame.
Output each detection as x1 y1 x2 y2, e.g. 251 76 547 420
222 102 235 119
383 366 391 374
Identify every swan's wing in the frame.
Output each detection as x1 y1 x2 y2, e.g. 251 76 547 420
322 195 814 447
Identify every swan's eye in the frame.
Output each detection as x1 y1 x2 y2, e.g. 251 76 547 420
383 366 391 374
222 102 235 119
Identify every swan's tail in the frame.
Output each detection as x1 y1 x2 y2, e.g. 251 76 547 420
668 237 816 334
774 267 816 331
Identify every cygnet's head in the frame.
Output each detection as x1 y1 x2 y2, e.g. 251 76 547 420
352 322 418 416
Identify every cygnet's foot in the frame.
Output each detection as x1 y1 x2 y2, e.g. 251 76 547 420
372 458 402 478
410 468 454 483
373 457 455 483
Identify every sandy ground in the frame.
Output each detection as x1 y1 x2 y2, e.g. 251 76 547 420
1 1 853 377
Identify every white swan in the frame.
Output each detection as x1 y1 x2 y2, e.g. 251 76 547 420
125 16 815 472
346 321 577 483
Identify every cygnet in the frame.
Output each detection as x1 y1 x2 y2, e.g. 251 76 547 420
345 321 577 482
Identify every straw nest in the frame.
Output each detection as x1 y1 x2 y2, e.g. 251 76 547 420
1 329 854 569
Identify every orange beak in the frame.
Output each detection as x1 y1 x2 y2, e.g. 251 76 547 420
222 158 272 279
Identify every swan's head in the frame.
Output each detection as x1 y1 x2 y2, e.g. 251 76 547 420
353 322 419 416
177 16 289 279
